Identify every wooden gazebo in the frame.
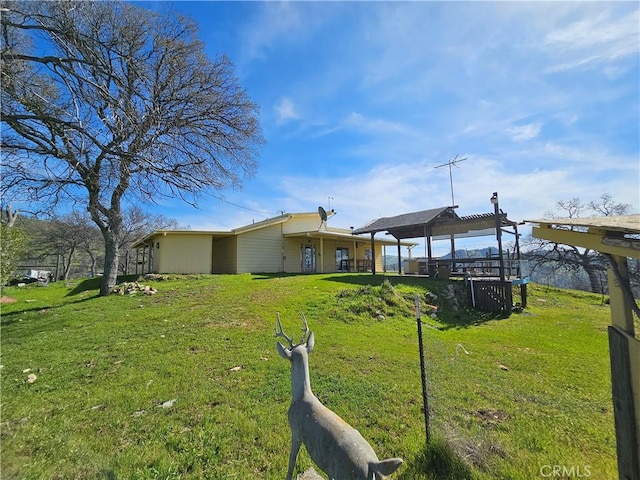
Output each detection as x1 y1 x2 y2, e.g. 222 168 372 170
353 199 526 313
354 207 508 271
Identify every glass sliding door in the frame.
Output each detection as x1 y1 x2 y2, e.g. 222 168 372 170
336 247 349 272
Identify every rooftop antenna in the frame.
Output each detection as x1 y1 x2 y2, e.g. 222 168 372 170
434 155 468 206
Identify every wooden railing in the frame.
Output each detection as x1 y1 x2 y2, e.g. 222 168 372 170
469 280 513 314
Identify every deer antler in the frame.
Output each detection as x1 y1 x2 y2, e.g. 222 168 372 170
299 312 310 344
274 313 294 348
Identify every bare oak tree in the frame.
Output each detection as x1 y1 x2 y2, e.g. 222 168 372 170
29 211 100 280
0 204 27 285
525 194 632 294
1 0 263 295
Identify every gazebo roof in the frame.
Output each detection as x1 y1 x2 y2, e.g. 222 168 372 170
526 214 640 259
353 206 513 240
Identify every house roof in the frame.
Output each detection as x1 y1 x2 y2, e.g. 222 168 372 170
131 211 373 248
353 207 454 236
284 228 416 246
353 206 513 240
233 211 326 235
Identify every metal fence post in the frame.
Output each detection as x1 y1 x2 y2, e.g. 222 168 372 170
415 295 431 444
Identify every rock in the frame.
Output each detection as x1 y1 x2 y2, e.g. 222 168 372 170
111 281 158 296
296 467 324 480
26 373 37 383
160 399 176 408
229 365 243 372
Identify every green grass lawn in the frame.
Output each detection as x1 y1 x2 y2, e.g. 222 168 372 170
0 274 617 479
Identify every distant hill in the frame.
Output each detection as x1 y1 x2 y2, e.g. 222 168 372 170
384 247 502 272
440 247 499 259
384 245 634 297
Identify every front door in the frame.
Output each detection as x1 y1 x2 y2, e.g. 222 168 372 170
301 245 317 273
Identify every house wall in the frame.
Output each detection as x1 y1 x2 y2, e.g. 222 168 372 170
282 237 381 273
157 234 212 274
323 238 360 272
353 239 386 272
237 223 284 273
141 215 396 276
282 215 323 234
283 238 306 272
212 236 237 274
322 239 337 272
373 244 384 272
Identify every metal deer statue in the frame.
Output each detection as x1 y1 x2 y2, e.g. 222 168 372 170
275 313 403 480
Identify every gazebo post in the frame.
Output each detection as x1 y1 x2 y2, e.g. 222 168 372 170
530 216 640 479
370 232 376 275
397 239 402 275
491 192 505 281
450 235 456 273
607 255 640 478
514 223 527 307
424 232 433 276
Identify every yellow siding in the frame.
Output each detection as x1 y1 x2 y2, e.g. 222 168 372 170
374 245 384 272
212 236 237 274
142 214 395 276
237 224 283 273
322 239 337 273
283 238 305 272
282 215 324 234
157 234 212 274
282 238 365 273
324 239 359 272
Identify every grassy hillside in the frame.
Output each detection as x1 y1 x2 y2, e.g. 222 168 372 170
1 274 616 479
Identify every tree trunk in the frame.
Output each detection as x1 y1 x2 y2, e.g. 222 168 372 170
61 253 69 280
5 205 18 227
585 267 605 294
63 247 75 280
101 234 119 296
87 251 97 278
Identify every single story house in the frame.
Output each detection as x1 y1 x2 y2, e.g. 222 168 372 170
132 211 415 275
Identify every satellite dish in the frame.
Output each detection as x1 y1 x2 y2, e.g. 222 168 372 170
318 206 328 230
318 206 328 222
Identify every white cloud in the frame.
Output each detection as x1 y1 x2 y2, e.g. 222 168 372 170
343 112 421 138
275 97 300 123
239 2 303 62
160 1 639 236
506 123 542 142
543 8 640 72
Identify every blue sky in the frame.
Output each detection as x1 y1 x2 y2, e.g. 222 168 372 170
142 1 639 253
